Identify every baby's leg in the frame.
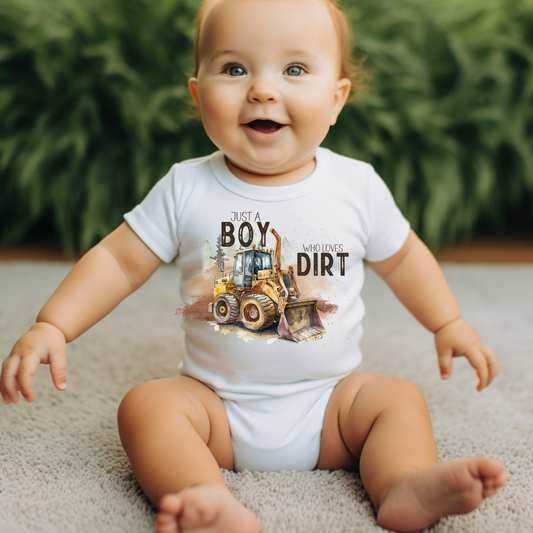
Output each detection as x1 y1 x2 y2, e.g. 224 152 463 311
318 372 507 533
117 376 260 533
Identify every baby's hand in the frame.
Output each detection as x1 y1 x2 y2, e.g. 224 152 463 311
434 318 498 391
1 322 67 404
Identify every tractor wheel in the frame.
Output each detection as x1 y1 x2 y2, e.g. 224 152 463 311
240 294 276 331
213 294 240 324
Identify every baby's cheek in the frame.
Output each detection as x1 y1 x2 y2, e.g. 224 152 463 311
201 98 227 124
200 84 235 117
200 98 234 142
293 98 332 135
295 90 334 116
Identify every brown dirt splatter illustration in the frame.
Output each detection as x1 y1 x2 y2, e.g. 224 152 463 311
314 297 338 316
175 294 214 321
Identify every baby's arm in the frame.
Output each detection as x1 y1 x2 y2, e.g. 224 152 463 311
368 230 498 391
1 223 162 404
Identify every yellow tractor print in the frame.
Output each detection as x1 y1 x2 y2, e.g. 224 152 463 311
207 229 325 343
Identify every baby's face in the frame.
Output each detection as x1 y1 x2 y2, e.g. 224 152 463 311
189 0 350 178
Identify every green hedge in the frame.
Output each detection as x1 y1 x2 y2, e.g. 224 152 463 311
1 0 532 253
327 0 533 248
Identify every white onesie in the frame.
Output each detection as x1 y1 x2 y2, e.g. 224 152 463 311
124 147 410 472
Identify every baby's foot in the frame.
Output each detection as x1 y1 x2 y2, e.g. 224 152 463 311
156 484 261 533
377 457 508 533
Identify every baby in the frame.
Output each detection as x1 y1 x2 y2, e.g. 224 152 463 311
1 0 508 532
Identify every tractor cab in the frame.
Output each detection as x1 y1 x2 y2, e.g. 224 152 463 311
233 248 273 287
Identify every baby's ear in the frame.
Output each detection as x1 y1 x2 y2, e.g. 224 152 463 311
188 78 200 107
330 78 351 125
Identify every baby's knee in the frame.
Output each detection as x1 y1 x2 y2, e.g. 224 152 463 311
117 379 180 429
117 377 216 441
117 380 156 430
359 375 427 414
380 376 427 407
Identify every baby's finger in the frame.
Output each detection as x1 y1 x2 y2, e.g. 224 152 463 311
437 348 453 379
17 352 42 402
465 348 489 391
1 355 22 403
0 372 10 404
49 350 67 391
482 346 499 386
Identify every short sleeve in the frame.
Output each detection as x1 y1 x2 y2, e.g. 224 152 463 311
123 166 180 263
364 165 410 262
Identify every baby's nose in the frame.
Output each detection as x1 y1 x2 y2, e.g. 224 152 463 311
247 78 281 103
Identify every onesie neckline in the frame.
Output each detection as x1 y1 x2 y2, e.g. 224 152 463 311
210 147 329 201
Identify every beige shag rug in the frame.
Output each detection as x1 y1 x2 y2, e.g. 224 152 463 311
0 262 532 532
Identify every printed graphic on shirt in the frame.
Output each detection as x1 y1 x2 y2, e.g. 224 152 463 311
177 211 348 344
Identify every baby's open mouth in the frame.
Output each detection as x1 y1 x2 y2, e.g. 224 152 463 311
246 120 285 133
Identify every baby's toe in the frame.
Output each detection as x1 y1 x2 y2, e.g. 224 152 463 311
482 488 499 498
158 494 182 514
496 472 509 487
478 458 505 478
157 510 180 533
484 472 508 496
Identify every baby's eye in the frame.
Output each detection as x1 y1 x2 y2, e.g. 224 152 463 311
223 64 246 76
285 65 305 76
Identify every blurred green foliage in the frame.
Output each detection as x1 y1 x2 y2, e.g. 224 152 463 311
327 0 533 248
1 0 532 253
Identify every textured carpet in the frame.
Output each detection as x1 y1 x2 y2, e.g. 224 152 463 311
0 262 532 532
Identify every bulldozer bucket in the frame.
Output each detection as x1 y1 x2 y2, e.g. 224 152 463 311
277 300 325 343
